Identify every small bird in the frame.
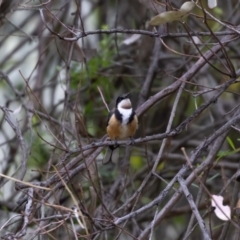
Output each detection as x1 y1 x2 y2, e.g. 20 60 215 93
103 93 138 164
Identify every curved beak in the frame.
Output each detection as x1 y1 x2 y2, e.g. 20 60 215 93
123 92 130 99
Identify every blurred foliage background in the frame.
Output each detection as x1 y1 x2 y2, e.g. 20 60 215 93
1 0 240 239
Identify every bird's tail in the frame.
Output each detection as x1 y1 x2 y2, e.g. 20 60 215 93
102 145 119 164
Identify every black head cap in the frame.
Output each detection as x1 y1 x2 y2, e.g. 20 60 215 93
115 93 130 107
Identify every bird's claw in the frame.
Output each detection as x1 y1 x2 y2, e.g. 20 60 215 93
113 139 119 149
130 137 135 145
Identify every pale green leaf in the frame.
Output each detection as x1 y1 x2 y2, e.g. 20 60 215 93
149 1 195 26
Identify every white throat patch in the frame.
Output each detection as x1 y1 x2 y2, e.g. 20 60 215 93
118 107 132 125
118 99 131 109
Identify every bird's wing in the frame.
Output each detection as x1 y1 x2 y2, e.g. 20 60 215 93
106 108 115 126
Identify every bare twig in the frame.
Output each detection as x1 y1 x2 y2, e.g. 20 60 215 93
98 86 110 112
178 176 211 240
0 106 28 181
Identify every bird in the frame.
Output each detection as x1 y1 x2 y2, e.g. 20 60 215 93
103 93 138 164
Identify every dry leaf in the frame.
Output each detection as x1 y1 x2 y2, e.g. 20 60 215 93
208 0 217 9
192 36 201 44
180 1 195 12
149 1 195 26
122 34 141 45
73 207 85 229
211 195 231 221
12 104 22 115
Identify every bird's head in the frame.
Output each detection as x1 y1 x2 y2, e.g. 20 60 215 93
116 93 132 109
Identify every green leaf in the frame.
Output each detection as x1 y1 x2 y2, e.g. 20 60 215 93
207 173 220 182
157 162 165 171
149 1 195 26
227 136 235 150
130 155 144 170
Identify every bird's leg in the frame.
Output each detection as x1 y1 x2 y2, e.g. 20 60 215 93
112 139 119 150
108 138 119 150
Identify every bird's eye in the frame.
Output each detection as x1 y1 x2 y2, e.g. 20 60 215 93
116 96 126 106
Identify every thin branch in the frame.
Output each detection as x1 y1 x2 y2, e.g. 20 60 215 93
97 86 110 112
178 176 211 240
0 106 28 181
37 9 236 41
